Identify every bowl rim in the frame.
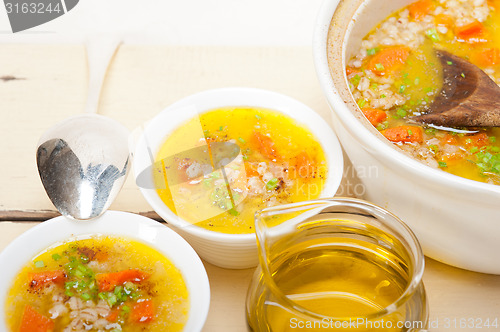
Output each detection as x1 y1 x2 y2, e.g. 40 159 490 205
312 0 500 200
133 87 345 242
0 210 210 332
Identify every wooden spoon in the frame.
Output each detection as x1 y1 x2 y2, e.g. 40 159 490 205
411 50 500 127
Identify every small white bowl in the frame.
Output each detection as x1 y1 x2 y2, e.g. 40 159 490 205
0 211 210 332
133 87 344 269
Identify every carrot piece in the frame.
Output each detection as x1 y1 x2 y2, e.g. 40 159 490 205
465 132 490 148
293 151 317 178
252 131 280 161
28 270 66 290
106 308 120 323
130 299 155 323
19 305 54 332
409 0 434 21
455 21 485 41
473 48 500 67
367 46 411 76
244 162 260 177
434 14 454 28
361 107 387 126
96 269 150 292
440 134 458 145
381 126 423 143
346 66 361 77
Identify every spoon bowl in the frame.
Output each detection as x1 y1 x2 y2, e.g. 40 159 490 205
37 37 129 220
37 114 130 220
412 50 500 127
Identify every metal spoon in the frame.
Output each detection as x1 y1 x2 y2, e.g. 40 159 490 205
36 38 130 220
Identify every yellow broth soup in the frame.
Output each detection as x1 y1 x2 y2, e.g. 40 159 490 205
342 0 500 185
154 107 328 234
5 236 189 332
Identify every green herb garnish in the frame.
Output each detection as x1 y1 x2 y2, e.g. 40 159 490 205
425 28 440 42
375 63 385 71
397 109 407 118
34 260 45 268
266 178 279 191
351 74 361 86
357 99 367 108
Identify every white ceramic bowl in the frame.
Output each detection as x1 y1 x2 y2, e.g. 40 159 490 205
313 0 500 274
133 87 344 269
0 211 210 331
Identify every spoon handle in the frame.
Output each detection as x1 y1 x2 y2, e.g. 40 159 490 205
83 37 122 114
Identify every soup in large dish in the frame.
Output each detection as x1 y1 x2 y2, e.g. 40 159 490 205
317 0 500 274
339 0 500 185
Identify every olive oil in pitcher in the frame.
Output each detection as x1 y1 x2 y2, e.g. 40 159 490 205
246 199 428 332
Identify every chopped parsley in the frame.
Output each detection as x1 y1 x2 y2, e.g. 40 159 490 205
351 74 361 86
357 99 367 108
266 178 279 191
475 150 500 174
34 260 45 268
397 109 407 118
425 28 440 42
375 63 385 71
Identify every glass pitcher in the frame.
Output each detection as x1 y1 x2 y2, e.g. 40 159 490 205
246 198 428 331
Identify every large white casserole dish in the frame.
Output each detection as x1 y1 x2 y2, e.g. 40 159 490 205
313 0 500 274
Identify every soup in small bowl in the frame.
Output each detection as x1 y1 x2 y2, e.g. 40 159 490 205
0 211 210 331
134 88 344 269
